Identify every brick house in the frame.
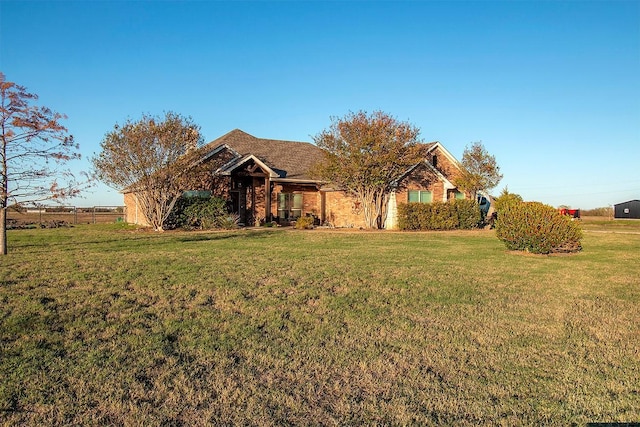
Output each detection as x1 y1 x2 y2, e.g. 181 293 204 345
123 129 467 229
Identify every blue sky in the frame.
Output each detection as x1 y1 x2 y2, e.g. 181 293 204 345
1 0 638 209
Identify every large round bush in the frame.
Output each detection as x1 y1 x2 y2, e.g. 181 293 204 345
495 201 582 254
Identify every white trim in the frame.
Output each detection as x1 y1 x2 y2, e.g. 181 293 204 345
425 141 462 171
442 182 455 202
218 154 280 178
273 178 325 185
196 143 235 165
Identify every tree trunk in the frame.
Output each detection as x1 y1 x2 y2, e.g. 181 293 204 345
1 139 7 255
358 190 377 229
0 207 6 255
376 190 390 229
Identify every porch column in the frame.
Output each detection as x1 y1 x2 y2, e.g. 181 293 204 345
265 176 272 222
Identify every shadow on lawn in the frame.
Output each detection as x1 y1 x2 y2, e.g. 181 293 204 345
176 229 281 243
12 228 282 253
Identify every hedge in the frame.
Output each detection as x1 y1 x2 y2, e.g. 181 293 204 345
397 199 481 231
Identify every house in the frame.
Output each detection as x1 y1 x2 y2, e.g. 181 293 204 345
123 129 467 229
614 200 640 219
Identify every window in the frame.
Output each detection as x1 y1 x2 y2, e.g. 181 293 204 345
278 193 303 219
455 191 464 200
408 190 432 203
432 154 438 168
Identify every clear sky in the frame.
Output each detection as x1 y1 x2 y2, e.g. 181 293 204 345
1 0 638 209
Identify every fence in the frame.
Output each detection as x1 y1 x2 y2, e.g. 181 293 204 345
6 206 126 226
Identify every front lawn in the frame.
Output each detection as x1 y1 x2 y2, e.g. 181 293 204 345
1 225 638 425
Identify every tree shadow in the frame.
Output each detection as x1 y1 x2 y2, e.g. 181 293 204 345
10 227 283 253
175 229 281 242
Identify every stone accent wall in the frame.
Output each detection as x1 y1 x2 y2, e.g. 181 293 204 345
385 192 399 230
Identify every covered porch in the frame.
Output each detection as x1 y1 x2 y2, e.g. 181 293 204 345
220 155 324 226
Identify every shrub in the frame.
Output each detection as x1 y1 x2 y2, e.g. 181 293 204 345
397 199 481 231
294 216 315 230
397 203 416 230
493 188 523 213
218 213 240 230
495 201 582 254
166 196 228 230
452 199 482 229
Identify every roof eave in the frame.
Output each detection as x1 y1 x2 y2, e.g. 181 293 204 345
218 154 280 178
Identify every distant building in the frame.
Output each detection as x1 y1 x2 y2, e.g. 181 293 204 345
614 200 640 219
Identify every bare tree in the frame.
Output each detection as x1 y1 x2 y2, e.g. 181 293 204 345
92 112 203 231
454 141 503 201
313 111 425 229
0 73 85 255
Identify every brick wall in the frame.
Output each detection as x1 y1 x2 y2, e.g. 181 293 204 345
123 192 150 226
271 184 322 224
122 145 465 229
395 150 465 204
396 164 444 203
323 190 367 228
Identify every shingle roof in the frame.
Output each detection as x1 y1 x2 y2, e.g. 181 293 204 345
199 129 325 181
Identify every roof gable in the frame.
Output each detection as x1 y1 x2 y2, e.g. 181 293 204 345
426 142 461 171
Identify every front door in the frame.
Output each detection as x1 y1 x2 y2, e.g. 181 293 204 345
230 188 247 225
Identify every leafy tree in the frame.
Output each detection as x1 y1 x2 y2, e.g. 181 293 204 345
92 112 203 231
493 187 523 213
454 141 503 201
313 111 424 229
0 73 85 255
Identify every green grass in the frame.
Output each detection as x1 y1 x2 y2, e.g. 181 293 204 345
1 223 639 425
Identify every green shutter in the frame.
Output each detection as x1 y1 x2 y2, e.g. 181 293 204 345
455 191 464 200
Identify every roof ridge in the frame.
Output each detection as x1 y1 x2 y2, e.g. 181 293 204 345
255 136 318 147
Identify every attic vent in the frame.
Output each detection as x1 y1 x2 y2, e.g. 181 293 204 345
432 155 438 168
